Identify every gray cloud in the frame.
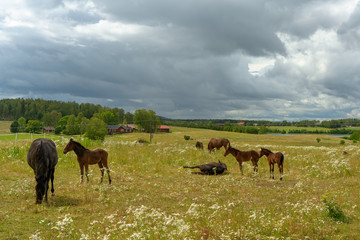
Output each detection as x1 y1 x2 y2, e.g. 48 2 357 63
1 0 360 120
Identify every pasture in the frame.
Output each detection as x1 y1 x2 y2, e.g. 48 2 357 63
0 126 360 239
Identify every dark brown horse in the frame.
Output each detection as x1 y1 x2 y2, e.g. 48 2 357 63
195 141 204 150
208 138 230 152
224 146 259 175
259 148 284 180
63 139 111 184
27 138 58 204
183 160 227 175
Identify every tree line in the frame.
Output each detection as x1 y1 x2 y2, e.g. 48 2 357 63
3 98 162 141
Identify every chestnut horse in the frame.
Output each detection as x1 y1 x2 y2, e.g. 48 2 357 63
27 138 58 204
208 138 230 152
259 148 284 180
224 146 259 175
63 139 111 184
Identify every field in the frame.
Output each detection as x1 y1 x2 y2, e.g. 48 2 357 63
1 123 360 239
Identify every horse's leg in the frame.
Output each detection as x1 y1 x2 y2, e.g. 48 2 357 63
238 161 243 175
85 164 89 183
278 163 283 180
271 163 275 179
51 168 55 196
98 162 104 184
80 163 84 183
102 159 112 185
268 162 272 179
44 174 50 203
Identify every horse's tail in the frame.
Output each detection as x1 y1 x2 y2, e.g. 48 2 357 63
280 154 284 166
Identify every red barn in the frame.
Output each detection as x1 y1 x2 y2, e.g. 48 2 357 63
108 125 134 134
43 126 55 133
158 125 170 133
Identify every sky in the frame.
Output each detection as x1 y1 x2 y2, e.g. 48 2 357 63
1 0 360 121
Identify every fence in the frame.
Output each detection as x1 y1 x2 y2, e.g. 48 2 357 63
0 132 61 144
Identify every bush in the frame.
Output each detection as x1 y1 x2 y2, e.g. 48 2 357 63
340 140 345 145
316 138 321 143
323 198 350 223
184 135 191 140
85 117 107 141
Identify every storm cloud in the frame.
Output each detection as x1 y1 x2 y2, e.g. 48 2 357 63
1 0 360 120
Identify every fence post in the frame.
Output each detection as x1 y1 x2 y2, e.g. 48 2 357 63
15 133 17 145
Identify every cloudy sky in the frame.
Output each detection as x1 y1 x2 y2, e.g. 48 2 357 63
1 0 360 120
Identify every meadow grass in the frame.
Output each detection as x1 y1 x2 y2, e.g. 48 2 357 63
0 126 359 239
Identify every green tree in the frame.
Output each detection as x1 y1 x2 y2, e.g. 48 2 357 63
18 117 27 132
10 120 19 133
95 111 116 125
25 120 42 133
124 112 134 124
133 109 161 133
85 117 108 141
58 115 70 131
64 115 78 135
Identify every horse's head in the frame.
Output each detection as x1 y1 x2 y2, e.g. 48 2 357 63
259 148 265 157
63 139 74 154
224 146 231 157
218 160 227 170
35 176 46 204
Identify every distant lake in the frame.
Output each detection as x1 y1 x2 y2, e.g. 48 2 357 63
265 133 350 138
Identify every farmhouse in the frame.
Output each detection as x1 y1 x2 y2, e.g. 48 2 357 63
237 122 246 126
158 125 170 133
107 125 134 134
43 126 55 133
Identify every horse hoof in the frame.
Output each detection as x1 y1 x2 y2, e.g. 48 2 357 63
52 193 55 196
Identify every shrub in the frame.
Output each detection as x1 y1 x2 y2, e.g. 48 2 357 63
316 138 321 143
323 197 350 223
340 140 345 145
85 117 107 141
184 135 191 140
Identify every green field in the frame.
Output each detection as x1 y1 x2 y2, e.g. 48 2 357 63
0 123 360 239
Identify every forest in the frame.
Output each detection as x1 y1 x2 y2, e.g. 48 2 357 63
1 98 360 136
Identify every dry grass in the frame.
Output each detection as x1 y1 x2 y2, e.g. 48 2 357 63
0 126 359 239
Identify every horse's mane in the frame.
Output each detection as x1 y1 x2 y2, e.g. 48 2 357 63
261 148 273 154
229 146 241 153
72 140 88 151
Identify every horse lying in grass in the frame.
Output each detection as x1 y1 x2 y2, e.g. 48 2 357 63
183 161 227 175
259 148 284 180
27 138 58 204
224 146 259 175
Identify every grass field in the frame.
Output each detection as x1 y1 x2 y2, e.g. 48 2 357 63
0 123 360 239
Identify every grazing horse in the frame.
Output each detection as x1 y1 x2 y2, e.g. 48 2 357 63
63 139 111 184
224 146 259 175
27 138 58 204
208 138 231 152
259 148 284 180
195 141 204 150
183 161 227 175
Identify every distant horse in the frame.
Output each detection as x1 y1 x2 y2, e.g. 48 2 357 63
183 161 227 175
208 138 231 152
224 146 259 175
27 138 58 204
259 148 284 180
195 141 204 150
63 139 111 184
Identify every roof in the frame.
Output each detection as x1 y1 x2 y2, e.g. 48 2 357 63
158 125 170 129
108 125 120 130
